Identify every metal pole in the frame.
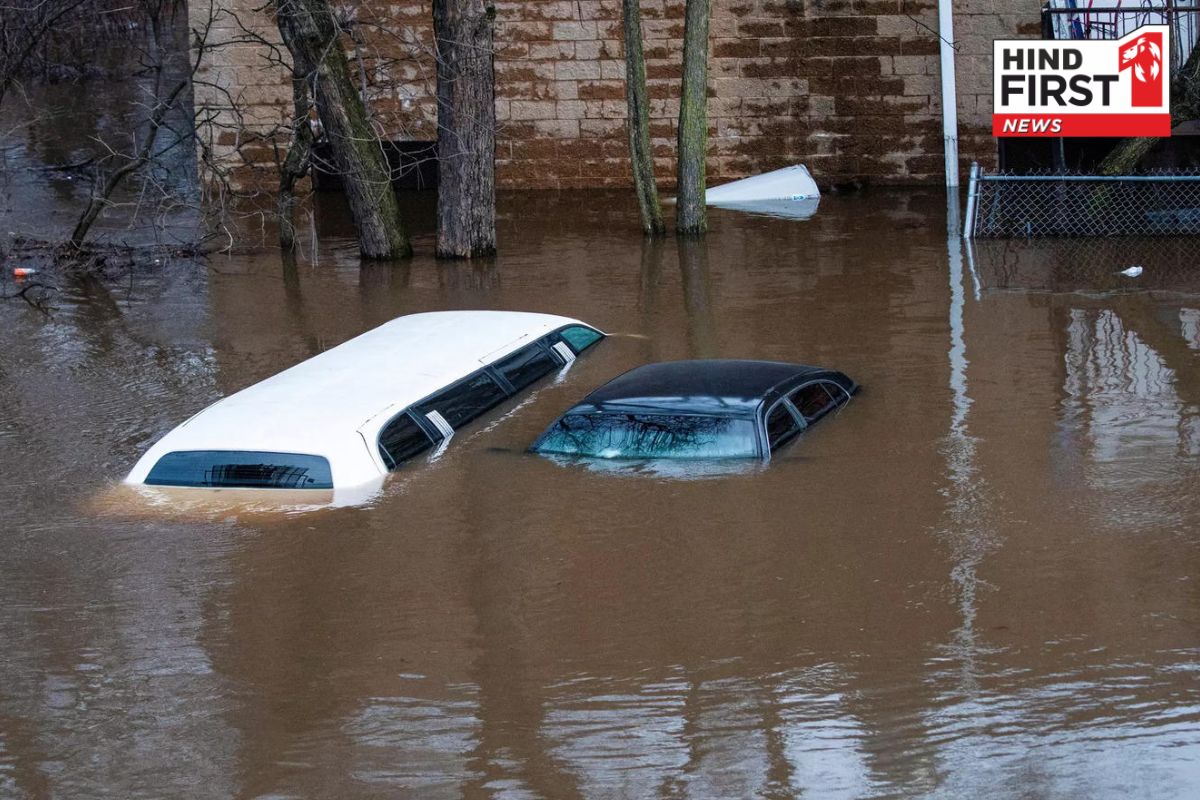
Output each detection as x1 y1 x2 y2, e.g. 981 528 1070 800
963 162 980 238
939 0 960 189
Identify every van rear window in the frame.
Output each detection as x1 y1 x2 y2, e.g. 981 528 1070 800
145 451 334 489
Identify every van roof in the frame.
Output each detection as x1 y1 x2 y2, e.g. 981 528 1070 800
126 311 593 489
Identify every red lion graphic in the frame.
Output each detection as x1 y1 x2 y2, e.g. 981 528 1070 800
1119 32 1164 108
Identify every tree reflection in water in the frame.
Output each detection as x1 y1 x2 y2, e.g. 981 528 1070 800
535 413 759 459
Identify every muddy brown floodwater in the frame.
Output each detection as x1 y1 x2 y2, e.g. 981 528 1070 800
1 189 1199 799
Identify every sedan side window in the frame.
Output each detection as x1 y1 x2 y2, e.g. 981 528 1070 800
791 382 839 423
378 413 435 470
496 344 558 392
765 402 802 452
416 371 508 430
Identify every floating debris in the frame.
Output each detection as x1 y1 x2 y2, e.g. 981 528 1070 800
706 164 820 205
704 165 821 221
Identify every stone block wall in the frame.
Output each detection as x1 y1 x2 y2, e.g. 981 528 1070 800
190 0 1041 191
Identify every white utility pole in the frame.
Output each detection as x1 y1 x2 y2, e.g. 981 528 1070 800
938 0 960 189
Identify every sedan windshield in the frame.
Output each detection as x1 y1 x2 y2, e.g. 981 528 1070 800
533 412 759 459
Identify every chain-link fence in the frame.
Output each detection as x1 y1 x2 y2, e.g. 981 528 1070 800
964 164 1200 238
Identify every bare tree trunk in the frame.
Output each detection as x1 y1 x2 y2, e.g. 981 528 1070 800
622 0 663 236
274 0 411 259
1097 136 1159 175
676 0 709 235
278 67 313 251
433 0 496 259
1098 44 1200 175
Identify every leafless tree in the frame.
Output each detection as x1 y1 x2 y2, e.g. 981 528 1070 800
0 0 276 264
273 0 412 259
676 0 710 234
68 1 192 248
433 0 496 259
622 0 663 236
0 0 93 108
3 0 508 266
276 29 315 252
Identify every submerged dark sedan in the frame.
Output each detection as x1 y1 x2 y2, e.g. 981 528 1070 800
531 359 857 460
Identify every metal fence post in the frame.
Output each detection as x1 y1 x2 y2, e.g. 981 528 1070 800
963 162 980 239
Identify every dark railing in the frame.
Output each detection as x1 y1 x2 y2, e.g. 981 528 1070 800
1041 3 1200 72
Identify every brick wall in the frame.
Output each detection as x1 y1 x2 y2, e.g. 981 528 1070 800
191 0 1041 191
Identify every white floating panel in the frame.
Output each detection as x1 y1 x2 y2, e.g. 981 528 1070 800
705 164 820 205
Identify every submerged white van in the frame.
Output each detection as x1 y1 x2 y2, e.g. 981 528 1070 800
126 311 604 503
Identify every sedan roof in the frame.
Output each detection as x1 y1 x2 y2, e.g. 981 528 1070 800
574 359 848 416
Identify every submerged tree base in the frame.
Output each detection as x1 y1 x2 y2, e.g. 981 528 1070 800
274 0 412 260
433 0 498 260
675 0 710 235
1 237 208 313
622 0 664 236
6 236 208 275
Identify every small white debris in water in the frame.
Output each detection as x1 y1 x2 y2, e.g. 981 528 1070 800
1119 265 1144 278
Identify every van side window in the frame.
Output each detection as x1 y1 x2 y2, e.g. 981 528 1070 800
496 344 558 392
558 325 603 354
791 382 839 423
378 413 435 470
765 403 802 452
416 371 508 430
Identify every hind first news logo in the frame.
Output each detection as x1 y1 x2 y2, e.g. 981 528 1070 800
993 25 1171 137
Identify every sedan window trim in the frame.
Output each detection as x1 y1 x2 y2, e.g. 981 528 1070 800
761 396 805 457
